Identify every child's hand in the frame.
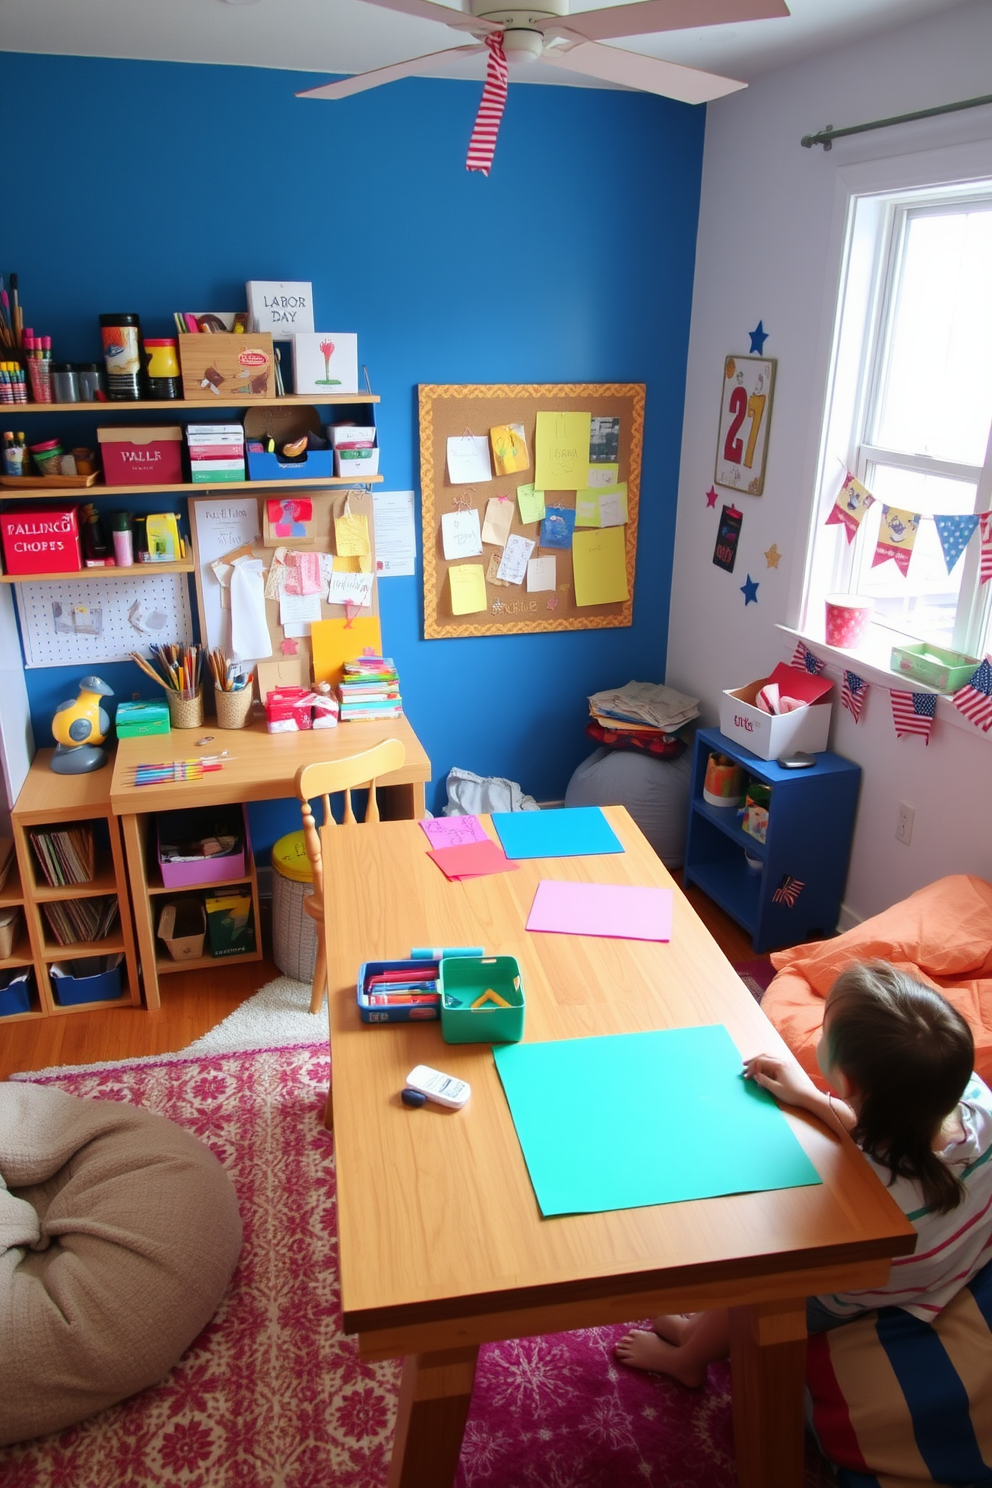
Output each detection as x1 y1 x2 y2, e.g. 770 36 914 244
743 1051 820 1110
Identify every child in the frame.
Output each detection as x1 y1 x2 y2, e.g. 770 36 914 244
615 961 992 1385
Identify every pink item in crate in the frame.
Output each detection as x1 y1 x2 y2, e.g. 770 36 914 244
157 809 248 888
825 594 873 648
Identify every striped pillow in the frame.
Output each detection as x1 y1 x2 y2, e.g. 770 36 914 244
806 1256 992 1486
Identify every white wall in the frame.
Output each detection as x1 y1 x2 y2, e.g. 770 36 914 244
667 0 992 924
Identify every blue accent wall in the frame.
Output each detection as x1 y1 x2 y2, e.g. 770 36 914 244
0 51 703 850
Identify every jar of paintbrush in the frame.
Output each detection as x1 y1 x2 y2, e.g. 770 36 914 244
209 649 254 729
130 644 204 728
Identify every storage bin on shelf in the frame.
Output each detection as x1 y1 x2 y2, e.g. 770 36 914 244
204 890 255 957
0 968 32 1016
50 956 122 1006
271 830 317 982
719 663 832 760
157 900 207 961
156 806 247 888
439 955 525 1044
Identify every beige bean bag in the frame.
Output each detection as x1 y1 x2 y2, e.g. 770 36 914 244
0 1081 242 1446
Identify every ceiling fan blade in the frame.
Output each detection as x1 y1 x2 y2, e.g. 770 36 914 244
542 39 745 104
297 44 487 99
545 0 789 44
348 0 495 32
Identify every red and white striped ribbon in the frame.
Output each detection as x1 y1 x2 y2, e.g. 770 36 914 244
466 32 508 176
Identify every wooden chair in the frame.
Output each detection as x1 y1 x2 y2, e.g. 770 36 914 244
294 739 406 1017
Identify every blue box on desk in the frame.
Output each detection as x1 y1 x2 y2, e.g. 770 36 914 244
0 969 32 1016
51 959 122 1006
357 958 440 1024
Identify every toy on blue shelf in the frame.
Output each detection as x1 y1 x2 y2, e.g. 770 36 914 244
50 676 114 775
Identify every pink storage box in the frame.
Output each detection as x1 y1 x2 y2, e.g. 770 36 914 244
156 805 249 888
97 426 184 486
0 506 82 575
264 686 314 733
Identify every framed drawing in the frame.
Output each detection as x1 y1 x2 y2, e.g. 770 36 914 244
715 355 775 496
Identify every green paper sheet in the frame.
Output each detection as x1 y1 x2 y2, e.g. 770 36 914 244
493 1025 821 1217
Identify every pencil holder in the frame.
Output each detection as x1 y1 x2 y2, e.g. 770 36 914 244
214 683 253 730
167 688 204 730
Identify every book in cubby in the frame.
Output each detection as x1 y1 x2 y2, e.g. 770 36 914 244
28 825 96 887
41 895 120 947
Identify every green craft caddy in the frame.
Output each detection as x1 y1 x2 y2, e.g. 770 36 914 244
439 955 525 1044
890 642 979 692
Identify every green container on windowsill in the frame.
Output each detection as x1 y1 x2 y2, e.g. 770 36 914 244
889 642 980 693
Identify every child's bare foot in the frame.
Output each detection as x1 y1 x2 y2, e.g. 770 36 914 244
649 1313 693 1344
614 1329 708 1386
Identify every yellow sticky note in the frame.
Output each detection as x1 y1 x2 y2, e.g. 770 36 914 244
449 564 489 616
574 483 628 528
334 512 371 557
311 616 382 685
534 411 592 490
490 423 529 476
572 527 629 606
333 555 363 572
516 482 546 524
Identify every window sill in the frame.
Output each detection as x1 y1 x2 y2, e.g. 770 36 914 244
775 623 985 742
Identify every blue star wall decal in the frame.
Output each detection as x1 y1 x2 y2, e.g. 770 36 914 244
748 321 768 354
741 574 759 605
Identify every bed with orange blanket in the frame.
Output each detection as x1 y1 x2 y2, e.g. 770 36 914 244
762 874 992 1086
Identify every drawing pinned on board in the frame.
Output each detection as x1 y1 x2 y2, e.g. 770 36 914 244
442 508 483 561
496 533 535 585
490 423 529 476
539 507 576 550
589 416 620 463
447 433 492 485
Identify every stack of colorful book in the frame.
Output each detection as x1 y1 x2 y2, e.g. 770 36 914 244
338 656 403 721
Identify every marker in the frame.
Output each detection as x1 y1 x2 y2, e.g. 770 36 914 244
368 993 439 1006
410 946 483 960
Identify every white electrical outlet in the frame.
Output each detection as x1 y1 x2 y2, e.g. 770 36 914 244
896 802 915 846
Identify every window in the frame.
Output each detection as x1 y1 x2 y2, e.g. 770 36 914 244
804 181 992 667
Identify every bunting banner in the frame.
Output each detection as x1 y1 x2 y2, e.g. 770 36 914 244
890 688 937 744
872 506 921 576
825 471 875 543
841 670 869 723
934 513 979 575
951 656 992 733
791 641 826 675
466 32 509 176
980 511 992 585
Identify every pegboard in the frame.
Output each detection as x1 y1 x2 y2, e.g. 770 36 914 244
15 572 194 668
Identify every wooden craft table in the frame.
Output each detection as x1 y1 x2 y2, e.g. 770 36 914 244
109 714 430 1009
322 807 915 1488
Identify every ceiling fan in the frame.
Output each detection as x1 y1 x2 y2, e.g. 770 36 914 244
297 0 791 172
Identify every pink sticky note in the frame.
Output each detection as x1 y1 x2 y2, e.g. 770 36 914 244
525 880 673 941
428 839 519 881
420 816 490 850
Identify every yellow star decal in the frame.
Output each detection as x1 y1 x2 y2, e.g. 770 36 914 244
764 543 781 569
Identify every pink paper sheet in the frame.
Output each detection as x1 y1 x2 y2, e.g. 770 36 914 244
420 815 490 850
526 880 673 941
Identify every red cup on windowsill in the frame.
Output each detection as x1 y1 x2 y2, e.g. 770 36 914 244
825 594 873 648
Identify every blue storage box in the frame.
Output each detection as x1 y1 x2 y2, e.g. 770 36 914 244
246 444 335 481
0 968 32 1016
51 957 123 1006
357 958 440 1024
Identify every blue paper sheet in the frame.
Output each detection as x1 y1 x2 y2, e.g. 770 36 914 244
493 1025 821 1216
491 806 623 860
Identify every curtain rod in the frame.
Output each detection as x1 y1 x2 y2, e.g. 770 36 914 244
801 93 992 150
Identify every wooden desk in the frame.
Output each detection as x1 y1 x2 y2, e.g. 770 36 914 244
322 808 915 1488
110 714 430 1009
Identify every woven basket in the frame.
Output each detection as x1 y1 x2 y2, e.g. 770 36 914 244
167 689 204 729
214 684 254 730
0 906 21 960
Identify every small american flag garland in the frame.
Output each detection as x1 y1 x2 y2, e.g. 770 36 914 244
791 641 826 675
951 656 992 733
890 689 937 744
841 670 868 723
772 875 805 908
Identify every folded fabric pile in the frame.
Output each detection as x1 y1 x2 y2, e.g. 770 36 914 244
586 681 699 758
338 655 402 721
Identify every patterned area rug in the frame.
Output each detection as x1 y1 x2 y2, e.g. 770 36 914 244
734 957 777 1003
1 1042 836 1487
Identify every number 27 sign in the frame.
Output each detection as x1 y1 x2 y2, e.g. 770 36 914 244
715 355 775 496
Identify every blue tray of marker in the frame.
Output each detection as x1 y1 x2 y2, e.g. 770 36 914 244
357 958 441 1023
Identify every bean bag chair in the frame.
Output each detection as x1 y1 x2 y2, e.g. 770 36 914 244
564 746 692 868
807 1254 992 1487
761 875 992 1086
0 1081 242 1446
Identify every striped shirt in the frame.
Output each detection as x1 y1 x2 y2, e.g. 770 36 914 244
817 1074 992 1322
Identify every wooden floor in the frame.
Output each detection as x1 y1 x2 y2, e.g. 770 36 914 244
0 883 761 1080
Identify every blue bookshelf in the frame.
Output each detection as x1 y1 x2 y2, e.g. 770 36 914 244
683 727 861 953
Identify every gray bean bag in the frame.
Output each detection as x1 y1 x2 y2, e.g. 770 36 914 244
564 745 692 868
0 1081 242 1446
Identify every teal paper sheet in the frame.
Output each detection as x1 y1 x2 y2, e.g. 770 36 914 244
493 1025 821 1216
491 806 623 859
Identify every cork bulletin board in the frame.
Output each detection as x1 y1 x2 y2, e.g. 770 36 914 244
420 383 645 639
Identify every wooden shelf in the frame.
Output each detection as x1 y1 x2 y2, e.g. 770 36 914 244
147 872 253 897
0 561 194 584
0 929 35 968
28 859 121 901
39 935 126 961
6 393 380 414
0 476 382 499
157 946 262 976
48 993 133 1015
